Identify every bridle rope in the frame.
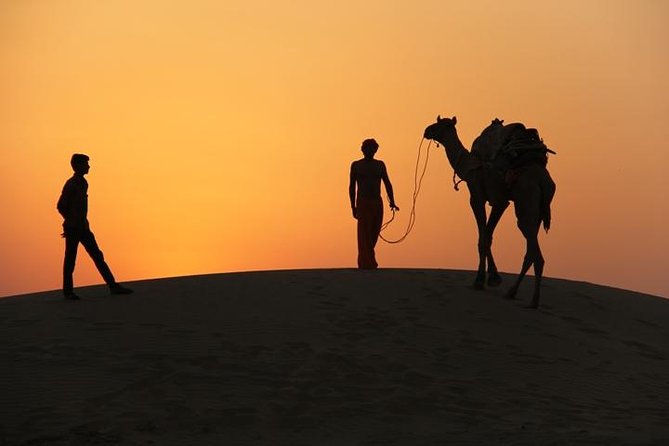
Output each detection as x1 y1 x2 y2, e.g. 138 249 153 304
380 137 432 244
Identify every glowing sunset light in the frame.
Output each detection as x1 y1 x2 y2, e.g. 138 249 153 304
1 0 667 298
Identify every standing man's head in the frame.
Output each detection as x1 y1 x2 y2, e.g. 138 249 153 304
361 138 379 159
71 154 90 175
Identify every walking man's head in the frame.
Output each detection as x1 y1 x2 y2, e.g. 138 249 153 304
71 154 90 175
361 139 379 159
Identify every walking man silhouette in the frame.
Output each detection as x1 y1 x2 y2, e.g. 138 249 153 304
57 154 133 299
349 139 399 269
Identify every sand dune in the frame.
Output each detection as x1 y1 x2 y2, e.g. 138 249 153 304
1 269 667 445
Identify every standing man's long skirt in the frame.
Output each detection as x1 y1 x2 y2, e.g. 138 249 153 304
356 196 383 269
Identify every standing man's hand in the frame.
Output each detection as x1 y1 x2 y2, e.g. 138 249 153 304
390 203 400 212
352 207 358 219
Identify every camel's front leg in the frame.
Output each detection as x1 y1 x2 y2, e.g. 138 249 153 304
484 202 509 287
470 199 488 290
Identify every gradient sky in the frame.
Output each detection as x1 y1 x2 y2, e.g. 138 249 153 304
1 0 668 298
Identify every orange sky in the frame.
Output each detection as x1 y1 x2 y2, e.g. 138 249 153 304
1 0 668 298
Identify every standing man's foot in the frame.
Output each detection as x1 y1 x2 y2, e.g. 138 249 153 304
110 284 133 295
64 292 80 300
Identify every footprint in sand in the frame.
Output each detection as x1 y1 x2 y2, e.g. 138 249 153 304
138 322 167 328
577 326 611 338
167 329 196 335
317 299 346 309
621 340 666 361
89 321 124 331
8 319 39 327
635 318 661 329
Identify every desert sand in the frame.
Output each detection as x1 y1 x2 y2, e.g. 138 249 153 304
1 268 667 445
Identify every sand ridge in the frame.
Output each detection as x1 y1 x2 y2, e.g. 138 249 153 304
1 269 668 445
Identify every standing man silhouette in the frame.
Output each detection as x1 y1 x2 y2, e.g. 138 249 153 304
57 154 133 299
349 139 399 269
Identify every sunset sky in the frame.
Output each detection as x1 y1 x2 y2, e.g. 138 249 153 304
1 0 668 298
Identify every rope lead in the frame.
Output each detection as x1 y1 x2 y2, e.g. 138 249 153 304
379 138 432 244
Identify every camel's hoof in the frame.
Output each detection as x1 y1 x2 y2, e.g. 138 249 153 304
487 274 503 287
473 273 486 290
524 298 539 309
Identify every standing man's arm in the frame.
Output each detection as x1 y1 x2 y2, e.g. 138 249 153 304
57 181 71 219
381 163 399 211
349 163 357 219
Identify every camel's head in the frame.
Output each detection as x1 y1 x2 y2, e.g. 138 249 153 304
423 115 457 141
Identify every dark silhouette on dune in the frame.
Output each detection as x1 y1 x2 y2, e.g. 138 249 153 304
424 116 556 308
57 154 133 300
349 139 399 269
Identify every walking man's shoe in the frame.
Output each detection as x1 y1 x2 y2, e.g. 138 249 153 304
110 284 133 295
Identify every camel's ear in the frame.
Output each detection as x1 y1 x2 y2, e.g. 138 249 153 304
452 116 457 124
437 115 442 121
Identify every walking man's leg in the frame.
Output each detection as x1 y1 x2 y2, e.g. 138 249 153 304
80 230 133 295
63 231 80 299
79 230 115 284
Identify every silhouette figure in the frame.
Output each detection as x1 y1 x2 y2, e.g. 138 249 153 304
424 116 555 308
349 139 399 269
57 154 133 300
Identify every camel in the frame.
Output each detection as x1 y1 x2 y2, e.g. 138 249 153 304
423 116 556 308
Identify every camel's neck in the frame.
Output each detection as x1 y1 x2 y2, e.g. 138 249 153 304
434 129 472 179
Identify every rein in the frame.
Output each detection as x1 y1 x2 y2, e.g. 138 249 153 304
379 137 432 244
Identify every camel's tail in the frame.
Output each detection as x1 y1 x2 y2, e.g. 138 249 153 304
541 169 556 232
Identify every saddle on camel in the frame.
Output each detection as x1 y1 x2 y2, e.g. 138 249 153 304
473 121 557 188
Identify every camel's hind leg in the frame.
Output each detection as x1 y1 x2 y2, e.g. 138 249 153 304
505 224 543 308
504 255 531 301
527 238 545 309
